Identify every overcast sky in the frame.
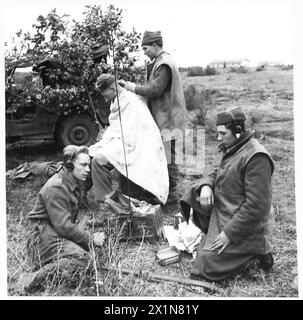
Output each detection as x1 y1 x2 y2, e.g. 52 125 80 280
2 0 295 67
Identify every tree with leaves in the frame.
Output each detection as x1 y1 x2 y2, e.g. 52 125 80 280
5 4 144 146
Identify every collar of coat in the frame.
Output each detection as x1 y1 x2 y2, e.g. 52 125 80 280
147 50 166 65
59 167 80 193
218 129 254 159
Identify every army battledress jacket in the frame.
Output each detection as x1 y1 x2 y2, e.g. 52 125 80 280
28 168 92 252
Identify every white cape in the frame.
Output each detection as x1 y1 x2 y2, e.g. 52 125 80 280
89 89 169 204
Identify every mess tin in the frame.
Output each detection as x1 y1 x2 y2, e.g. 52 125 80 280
156 246 181 265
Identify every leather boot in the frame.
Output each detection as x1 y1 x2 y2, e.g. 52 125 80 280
255 252 274 272
166 163 179 206
87 202 106 227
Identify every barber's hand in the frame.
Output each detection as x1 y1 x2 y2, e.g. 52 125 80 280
211 231 231 254
124 81 136 92
118 79 127 87
93 232 105 247
199 185 214 207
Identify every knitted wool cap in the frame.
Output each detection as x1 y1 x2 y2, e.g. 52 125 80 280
92 45 109 59
216 107 246 125
141 30 163 46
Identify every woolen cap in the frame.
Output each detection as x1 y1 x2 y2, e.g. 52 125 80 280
92 45 109 59
216 107 246 125
141 30 163 46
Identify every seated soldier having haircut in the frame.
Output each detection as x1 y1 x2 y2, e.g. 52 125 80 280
180 107 275 282
88 73 169 224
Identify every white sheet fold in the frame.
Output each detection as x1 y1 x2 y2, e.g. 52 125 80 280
89 89 169 204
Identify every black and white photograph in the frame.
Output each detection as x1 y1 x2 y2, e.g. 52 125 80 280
1 0 301 300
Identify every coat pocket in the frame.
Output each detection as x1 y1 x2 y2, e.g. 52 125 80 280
216 190 245 217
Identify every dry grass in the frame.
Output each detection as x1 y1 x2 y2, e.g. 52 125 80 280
6 69 297 297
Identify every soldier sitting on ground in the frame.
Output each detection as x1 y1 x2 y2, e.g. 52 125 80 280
21 145 104 292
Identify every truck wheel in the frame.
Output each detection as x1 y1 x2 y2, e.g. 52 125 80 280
56 114 99 147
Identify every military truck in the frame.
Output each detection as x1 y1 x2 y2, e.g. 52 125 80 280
6 55 110 147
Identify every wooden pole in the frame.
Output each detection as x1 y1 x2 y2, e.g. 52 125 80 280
102 264 224 294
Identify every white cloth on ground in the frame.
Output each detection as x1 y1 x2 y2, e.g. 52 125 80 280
163 209 202 254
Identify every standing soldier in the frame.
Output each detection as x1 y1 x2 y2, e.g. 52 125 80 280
120 30 188 205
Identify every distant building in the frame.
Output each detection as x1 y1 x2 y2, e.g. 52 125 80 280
209 59 250 69
257 60 285 66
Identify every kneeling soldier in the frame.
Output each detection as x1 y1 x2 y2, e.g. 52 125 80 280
180 107 274 282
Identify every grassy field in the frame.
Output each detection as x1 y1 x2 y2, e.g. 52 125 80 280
6 69 297 297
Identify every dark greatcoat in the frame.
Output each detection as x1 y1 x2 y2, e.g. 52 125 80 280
180 131 274 255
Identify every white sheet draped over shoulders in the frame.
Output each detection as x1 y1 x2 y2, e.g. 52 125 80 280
89 89 169 204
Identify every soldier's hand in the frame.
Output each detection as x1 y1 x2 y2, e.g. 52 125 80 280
211 231 232 254
199 185 214 207
118 79 127 87
124 81 136 92
93 232 105 246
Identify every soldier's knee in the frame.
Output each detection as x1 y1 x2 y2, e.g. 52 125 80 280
92 154 108 166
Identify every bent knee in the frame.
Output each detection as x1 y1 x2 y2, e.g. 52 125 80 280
92 154 108 166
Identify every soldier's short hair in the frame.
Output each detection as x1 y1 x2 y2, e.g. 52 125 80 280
63 145 89 162
95 73 115 91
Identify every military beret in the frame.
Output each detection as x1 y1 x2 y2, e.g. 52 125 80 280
141 30 163 46
216 107 246 125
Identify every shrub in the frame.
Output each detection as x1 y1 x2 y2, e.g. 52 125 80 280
184 85 207 124
178 67 188 72
184 86 220 126
186 65 217 77
187 66 205 77
195 105 209 127
229 66 249 73
184 85 197 111
204 65 217 76
204 108 217 137
245 109 266 133
281 64 293 70
256 65 265 72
